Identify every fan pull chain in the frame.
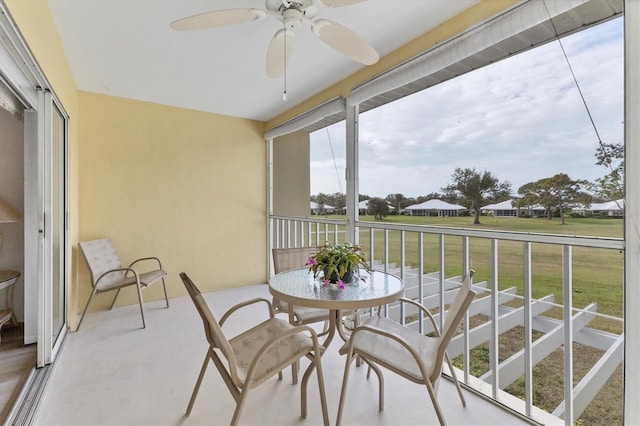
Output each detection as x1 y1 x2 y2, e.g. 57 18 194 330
283 25 287 102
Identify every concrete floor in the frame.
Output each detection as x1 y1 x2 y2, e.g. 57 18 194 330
33 283 531 425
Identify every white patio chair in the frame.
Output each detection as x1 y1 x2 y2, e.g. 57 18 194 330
179 272 329 426
336 271 477 426
77 238 168 331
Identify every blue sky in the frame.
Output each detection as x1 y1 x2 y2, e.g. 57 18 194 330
310 17 623 199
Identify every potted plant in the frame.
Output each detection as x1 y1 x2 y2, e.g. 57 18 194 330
306 242 371 288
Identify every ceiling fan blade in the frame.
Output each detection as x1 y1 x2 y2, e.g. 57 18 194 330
316 0 367 7
266 29 295 79
312 19 379 65
170 9 266 31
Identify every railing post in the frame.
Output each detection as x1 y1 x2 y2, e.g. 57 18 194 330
523 241 533 416
418 232 424 332
462 235 470 382
490 238 500 399
563 245 574 425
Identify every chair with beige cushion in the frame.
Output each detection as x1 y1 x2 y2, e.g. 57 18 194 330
336 271 477 426
272 246 331 326
77 238 169 331
179 272 329 426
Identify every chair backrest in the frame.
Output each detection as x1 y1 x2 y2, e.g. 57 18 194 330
179 273 240 385
272 246 320 274
79 238 124 288
433 272 477 381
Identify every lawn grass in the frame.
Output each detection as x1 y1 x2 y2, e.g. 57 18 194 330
308 214 624 332
303 213 624 422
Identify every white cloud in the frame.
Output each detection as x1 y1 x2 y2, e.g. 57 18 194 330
310 17 623 199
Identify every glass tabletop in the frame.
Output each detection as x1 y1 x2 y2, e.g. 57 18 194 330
269 268 404 310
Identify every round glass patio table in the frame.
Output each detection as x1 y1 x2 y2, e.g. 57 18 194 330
269 268 404 348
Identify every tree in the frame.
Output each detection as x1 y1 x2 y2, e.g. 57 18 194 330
368 197 389 220
443 168 506 225
593 142 623 201
517 173 590 224
315 192 329 216
386 193 407 213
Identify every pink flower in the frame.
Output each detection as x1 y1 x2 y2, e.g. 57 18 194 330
322 279 330 286
305 257 317 266
337 279 345 289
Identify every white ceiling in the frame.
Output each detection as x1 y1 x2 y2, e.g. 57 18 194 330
47 0 479 122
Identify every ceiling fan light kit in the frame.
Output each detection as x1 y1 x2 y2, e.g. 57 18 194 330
171 0 379 79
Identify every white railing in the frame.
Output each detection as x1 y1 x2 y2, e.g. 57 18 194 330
270 214 625 425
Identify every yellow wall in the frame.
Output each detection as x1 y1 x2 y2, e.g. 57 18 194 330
77 92 266 309
6 0 268 324
273 131 310 216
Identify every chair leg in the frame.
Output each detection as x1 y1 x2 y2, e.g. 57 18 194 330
336 351 356 426
109 289 121 310
291 360 299 384
186 352 211 416
363 358 385 411
161 277 170 308
75 287 98 332
135 284 146 329
230 389 250 426
314 354 330 426
445 352 466 407
425 379 447 426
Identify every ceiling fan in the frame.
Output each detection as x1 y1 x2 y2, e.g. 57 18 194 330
170 0 380 79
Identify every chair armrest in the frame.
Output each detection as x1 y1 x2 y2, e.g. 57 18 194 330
95 268 139 287
219 297 275 326
128 256 163 271
397 297 441 336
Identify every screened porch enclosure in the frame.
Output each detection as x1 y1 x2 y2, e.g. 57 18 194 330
266 0 633 424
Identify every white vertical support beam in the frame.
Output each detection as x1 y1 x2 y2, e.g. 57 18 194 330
345 103 359 244
624 1 640 423
266 138 274 276
490 238 500 399
293 220 298 247
523 242 533 416
563 245 574 425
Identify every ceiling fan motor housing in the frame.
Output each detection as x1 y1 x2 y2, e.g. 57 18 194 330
283 8 303 30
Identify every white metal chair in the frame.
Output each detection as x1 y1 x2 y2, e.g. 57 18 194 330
77 238 168 331
336 271 477 425
179 272 329 426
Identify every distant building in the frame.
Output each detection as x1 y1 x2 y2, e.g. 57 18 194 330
310 201 335 215
481 200 547 218
573 199 624 217
405 199 466 217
